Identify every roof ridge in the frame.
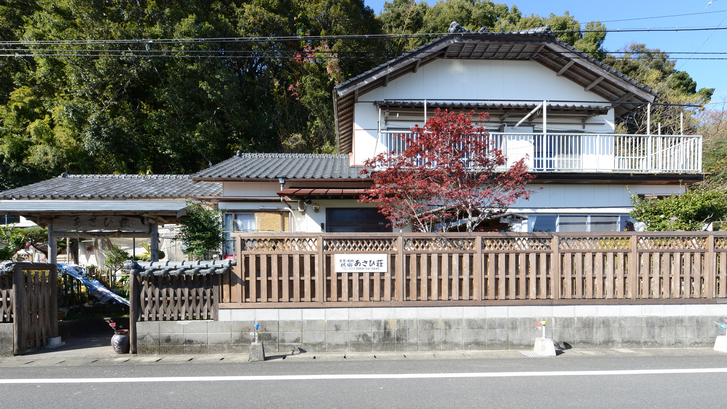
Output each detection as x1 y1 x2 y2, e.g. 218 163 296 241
235 153 348 159
62 174 190 179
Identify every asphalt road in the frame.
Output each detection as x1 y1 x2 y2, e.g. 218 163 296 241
1 348 726 408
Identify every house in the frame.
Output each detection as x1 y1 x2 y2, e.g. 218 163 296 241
193 24 702 254
0 25 705 258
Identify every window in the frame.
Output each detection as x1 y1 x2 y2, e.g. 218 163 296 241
590 216 621 232
223 211 290 256
0 215 20 225
326 208 391 232
558 215 588 232
531 215 557 232
527 214 632 232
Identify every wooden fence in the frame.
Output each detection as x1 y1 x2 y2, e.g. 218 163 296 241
132 274 219 322
221 232 727 307
0 273 11 323
0 263 58 354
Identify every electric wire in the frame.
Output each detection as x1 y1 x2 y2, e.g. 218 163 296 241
3 25 727 47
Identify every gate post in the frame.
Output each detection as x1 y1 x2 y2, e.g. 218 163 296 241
129 274 140 354
49 264 58 338
12 266 26 355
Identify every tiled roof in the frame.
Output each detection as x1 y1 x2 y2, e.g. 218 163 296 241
123 260 235 276
192 153 368 181
335 26 655 98
0 174 221 200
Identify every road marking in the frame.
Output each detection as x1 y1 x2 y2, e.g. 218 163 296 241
2 368 727 384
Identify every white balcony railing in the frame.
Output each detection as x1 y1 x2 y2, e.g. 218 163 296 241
379 131 702 173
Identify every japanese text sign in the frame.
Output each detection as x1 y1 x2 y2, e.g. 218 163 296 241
334 254 388 273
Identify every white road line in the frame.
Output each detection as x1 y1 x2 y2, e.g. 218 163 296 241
2 368 727 384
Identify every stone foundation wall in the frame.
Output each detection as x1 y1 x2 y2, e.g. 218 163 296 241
135 304 727 355
0 323 13 357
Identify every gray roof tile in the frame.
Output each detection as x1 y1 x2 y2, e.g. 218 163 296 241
0 174 221 200
192 153 367 180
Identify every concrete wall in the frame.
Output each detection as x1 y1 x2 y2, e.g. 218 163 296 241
135 305 727 355
0 323 12 357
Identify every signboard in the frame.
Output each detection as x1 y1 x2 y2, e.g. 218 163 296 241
334 254 388 273
52 215 149 233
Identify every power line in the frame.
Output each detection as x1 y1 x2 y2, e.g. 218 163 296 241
597 9 727 24
3 25 727 47
3 48 727 61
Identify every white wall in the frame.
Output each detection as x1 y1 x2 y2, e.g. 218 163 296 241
509 183 684 214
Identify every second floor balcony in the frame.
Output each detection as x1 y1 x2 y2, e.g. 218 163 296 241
379 131 702 174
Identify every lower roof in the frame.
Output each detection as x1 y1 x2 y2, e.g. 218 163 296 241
0 200 188 215
0 174 221 200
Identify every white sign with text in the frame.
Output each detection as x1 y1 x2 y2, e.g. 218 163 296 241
334 254 388 273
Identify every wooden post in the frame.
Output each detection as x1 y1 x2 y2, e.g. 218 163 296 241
317 235 325 304
629 234 639 299
129 274 139 354
397 234 405 303
150 222 159 262
48 223 57 265
707 234 716 298
212 274 220 321
551 235 561 300
49 264 58 338
474 234 483 300
12 266 26 355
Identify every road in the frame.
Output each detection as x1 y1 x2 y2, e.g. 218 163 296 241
1 348 725 408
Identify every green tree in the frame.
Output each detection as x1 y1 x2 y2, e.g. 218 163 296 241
0 0 383 186
698 99 727 182
603 44 714 136
103 243 130 281
630 184 727 231
177 202 224 260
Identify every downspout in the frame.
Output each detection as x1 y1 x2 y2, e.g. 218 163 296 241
647 103 652 171
423 99 427 125
279 177 297 232
543 100 548 170
375 106 381 156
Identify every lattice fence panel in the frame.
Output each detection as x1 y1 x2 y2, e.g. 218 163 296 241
324 238 395 252
241 237 318 252
560 237 630 251
405 237 475 252
638 236 706 250
482 237 551 252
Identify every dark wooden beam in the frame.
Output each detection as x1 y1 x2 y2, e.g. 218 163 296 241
557 60 575 76
528 44 545 60
585 76 605 91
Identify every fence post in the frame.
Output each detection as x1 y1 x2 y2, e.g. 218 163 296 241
551 235 561 300
129 273 139 354
474 234 483 300
397 234 405 303
629 234 639 300
212 274 220 321
318 235 325 305
12 266 26 355
49 264 58 338
707 233 716 298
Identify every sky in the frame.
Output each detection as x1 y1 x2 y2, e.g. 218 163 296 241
363 0 727 108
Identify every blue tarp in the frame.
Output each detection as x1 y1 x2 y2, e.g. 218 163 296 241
57 263 130 306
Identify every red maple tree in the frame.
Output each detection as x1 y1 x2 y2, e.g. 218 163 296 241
360 109 535 232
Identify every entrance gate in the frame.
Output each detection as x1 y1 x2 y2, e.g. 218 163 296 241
0 262 58 355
